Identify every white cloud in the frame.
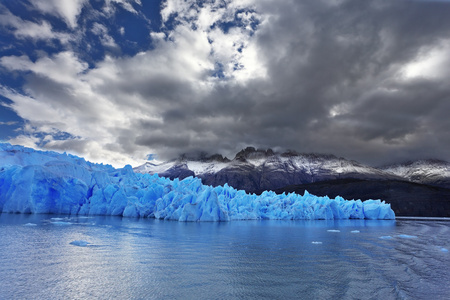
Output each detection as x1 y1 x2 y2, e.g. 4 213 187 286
0 121 17 126
0 11 72 43
1 52 88 85
401 39 450 79
0 26 214 166
160 0 256 25
103 0 142 15
8 134 41 149
159 0 265 81
91 22 119 49
31 0 88 29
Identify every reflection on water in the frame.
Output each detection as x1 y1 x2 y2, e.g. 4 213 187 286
0 214 449 299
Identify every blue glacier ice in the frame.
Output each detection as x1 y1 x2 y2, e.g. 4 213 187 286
0 143 395 221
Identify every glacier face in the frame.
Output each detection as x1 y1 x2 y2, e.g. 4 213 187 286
0 143 395 221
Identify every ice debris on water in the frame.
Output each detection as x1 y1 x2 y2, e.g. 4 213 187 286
379 236 393 240
0 143 396 222
327 229 341 233
397 234 418 239
23 223 37 226
440 248 448 253
312 241 323 244
351 230 360 233
70 240 90 247
51 221 72 226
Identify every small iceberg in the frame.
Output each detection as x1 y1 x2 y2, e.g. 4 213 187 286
327 229 340 233
70 240 91 247
440 248 448 253
51 218 64 221
350 230 360 233
51 221 72 226
379 236 393 240
397 234 418 239
23 223 37 226
312 241 323 244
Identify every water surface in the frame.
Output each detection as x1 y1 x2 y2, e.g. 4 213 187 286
0 214 449 299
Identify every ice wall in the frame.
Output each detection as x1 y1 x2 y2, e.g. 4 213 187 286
0 144 395 221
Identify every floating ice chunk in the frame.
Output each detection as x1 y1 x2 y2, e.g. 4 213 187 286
363 200 395 220
70 240 90 247
327 229 340 232
51 218 64 221
51 221 72 226
397 234 418 239
23 223 37 226
312 241 322 244
350 230 360 233
379 236 393 240
441 248 448 252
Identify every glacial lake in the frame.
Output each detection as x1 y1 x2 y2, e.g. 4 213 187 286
0 214 449 299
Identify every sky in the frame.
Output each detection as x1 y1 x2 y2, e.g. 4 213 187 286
1 0 450 167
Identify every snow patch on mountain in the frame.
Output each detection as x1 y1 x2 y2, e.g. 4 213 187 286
382 159 450 188
383 160 450 178
133 161 176 174
186 161 229 174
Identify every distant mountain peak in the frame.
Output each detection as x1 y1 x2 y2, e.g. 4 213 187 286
280 150 299 157
404 159 449 166
381 158 450 189
234 147 275 161
178 152 230 163
382 158 450 169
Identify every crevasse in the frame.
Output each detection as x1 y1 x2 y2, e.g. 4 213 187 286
0 143 395 221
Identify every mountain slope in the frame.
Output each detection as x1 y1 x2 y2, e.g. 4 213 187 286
134 147 402 193
382 159 450 189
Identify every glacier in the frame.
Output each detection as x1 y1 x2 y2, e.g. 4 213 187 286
0 143 395 221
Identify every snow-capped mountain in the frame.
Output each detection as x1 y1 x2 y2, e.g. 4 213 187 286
382 159 450 189
134 147 402 193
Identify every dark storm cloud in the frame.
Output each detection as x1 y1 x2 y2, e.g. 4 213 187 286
43 138 89 155
165 0 450 164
